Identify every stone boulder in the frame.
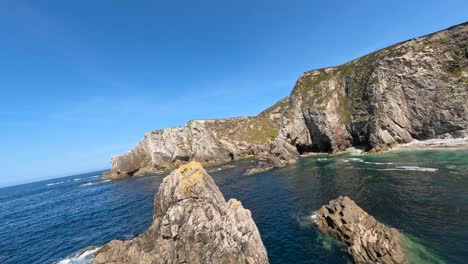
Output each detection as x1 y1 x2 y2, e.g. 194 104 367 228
246 139 299 174
315 196 406 264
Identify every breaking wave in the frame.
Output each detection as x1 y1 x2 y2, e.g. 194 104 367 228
56 246 100 264
80 180 110 187
47 181 65 186
47 176 101 187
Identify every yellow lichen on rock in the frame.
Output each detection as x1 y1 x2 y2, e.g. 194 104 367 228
177 161 205 197
231 200 242 209
178 161 203 174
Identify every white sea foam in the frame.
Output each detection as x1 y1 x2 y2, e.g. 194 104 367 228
296 213 317 228
310 213 317 223
342 158 394 165
47 175 100 186
362 161 394 165
342 158 363 163
208 167 224 173
317 158 328 161
47 181 65 186
56 246 100 264
396 166 438 172
80 180 110 187
379 166 438 172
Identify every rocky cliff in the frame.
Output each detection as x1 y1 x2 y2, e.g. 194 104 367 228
315 196 406 264
104 97 291 179
107 22 468 179
94 161 269 264
286 22 468 153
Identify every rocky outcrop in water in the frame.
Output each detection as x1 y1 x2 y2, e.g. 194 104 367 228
93 162 269 264
315 196 406 264
246 139 299 174
107 22 468 179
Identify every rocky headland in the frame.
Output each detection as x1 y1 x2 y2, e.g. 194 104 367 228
105 22 468 180
93 161 269 264
315 196 406 264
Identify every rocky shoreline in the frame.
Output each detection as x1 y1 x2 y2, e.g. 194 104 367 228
103 22 467 181
101 136 468 180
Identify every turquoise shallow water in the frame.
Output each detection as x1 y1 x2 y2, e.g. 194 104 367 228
0 149 467 263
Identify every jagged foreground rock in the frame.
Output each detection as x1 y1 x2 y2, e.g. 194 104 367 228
315 196 406 264
93 162 269 264
106 22 468 179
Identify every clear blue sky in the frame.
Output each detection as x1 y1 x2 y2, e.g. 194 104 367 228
0 0 466 187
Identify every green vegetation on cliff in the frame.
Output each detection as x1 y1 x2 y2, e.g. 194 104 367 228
291 27 467 126
207 116 279 145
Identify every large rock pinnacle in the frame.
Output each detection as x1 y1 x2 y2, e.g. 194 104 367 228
93 161 269 264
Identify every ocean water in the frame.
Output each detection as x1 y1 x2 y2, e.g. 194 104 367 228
1 149 467 264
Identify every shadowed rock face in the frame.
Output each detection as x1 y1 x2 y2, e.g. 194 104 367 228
246 139 299 174
315 196 406 264
93 162 269 264
107 22 468 179
287 22 468 153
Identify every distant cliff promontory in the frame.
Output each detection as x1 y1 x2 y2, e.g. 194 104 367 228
105 22 468 180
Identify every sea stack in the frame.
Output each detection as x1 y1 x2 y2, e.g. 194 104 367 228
315 196 406 264
93 161 269 264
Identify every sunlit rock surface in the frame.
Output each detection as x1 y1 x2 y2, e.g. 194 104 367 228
107 22 468 179
94 162 269 264
315 196 406 264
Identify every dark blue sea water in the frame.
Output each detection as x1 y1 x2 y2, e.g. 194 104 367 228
1 149 468 264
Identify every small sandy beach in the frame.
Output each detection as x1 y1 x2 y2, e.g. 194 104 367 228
396 138 468 150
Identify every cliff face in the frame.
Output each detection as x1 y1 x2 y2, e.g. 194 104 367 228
286 22 468 153
94 162 269 264
105 98 290 179
107 22 468 178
